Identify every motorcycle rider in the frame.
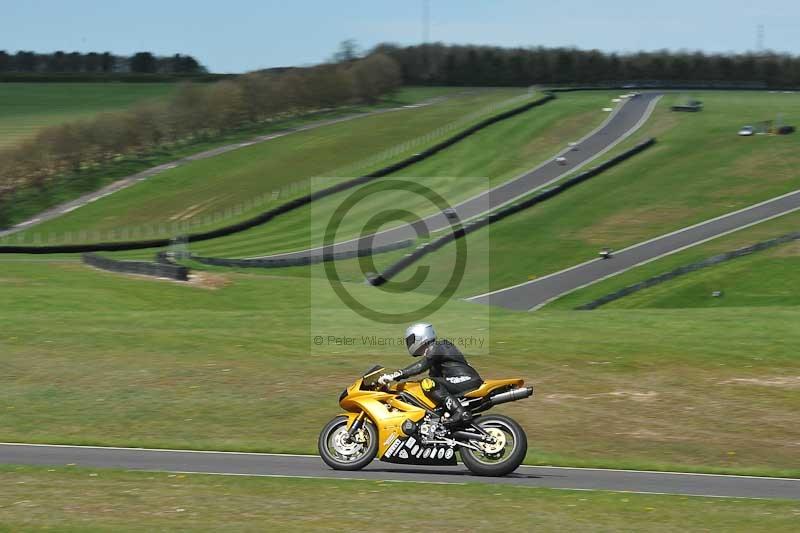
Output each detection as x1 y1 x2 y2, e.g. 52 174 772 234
378 323 483 428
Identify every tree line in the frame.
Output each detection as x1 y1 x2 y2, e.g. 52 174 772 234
0 53 402 221
0 51 205 74
374 43 800 88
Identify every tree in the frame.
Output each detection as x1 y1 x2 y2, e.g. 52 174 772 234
100 52 114 72
13 51 37 72
168 83 209 138
206 80 248 132
84 52 101 72
351 53 402 103
130 52 156 73
66 51 82 72
332 39 361 63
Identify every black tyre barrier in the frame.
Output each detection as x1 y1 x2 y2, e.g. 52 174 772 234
575 231 800 310
192 238 413 269
369 138 656 286
0 94 556 255
82 252 190 281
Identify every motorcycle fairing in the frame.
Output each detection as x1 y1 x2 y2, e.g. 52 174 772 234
380 433 457 466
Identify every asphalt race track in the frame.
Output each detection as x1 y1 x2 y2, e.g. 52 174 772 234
251 92 661 260
1 443 798 499
468 189 800 310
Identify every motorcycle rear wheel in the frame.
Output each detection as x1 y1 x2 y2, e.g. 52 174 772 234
318 415 377 471
460 414 528 477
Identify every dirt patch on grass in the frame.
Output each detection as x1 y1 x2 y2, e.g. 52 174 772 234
578 206 701 245
544 390 659 402
719 376 800 388
767 240 800 258
187 271 230 290
615 428 688 441
169 195 227 222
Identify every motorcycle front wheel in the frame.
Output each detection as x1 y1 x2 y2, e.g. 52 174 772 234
460 414 528 476
318 415 378 471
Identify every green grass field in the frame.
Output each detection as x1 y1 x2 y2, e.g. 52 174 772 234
8 88 531 242
2 89 799 495
0 83 177 149
1 258 798 476
309 91 800 297
548 208 800 310
1 466 796 532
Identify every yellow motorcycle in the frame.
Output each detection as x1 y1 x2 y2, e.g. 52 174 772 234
318 365 533 476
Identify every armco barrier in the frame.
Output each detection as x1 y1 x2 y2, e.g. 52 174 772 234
82 253 190 281
369 138 656 286
0 94 555 255
575 231 800 310
192 238 413 268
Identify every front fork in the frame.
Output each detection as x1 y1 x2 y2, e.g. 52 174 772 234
345 412 365 441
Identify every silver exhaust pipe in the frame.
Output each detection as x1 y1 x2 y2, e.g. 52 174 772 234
471 386 534 414
489 386 534 406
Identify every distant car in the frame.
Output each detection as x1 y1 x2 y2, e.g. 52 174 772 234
738 126 755 136
443 208 458 221
555 156 567 165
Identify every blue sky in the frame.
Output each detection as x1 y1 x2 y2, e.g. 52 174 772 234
3 1 799 73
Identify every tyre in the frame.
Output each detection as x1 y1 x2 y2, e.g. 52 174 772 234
460 414 528 477
318 415 377 471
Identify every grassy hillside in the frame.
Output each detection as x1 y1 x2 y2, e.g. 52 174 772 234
548 208 800 310
316 91 800 297
182 90 617 258
0 86 461 231
8 88 530 241
1 466 797 532
1 258 798 476
0 83 176 148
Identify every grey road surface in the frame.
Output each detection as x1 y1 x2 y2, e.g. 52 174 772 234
252 93 661 260
468 189 800 310
1 444 798 499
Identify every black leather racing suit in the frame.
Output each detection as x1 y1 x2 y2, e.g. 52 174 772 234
397 340 483 423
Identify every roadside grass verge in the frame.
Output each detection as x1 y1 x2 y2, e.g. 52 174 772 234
8 88 528 241
548 208 800 309
349 91 800 296
2 466 798 532
1 259 799 476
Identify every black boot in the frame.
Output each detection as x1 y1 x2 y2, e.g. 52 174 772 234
441 395 472 428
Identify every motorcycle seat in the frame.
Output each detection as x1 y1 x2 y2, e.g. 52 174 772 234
462 378 524 398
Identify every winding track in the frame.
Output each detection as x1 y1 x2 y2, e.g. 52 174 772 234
1 443 798 499
467 189 800 310
250 93 661 261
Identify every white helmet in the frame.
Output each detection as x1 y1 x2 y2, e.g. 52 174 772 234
404 323 436 356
